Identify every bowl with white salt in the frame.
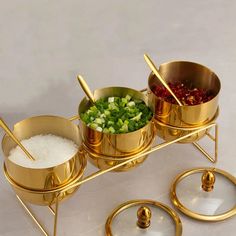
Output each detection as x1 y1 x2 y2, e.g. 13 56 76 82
2 115 86 205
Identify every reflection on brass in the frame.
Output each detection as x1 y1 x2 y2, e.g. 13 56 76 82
2 115 87 205
0 117 35 160
105 199 182 236
62 122 218 194
148 61 221 127
78 86 156 170
4 155 86 206
137 206 152 229
155 109 218 144
144 54 183 106
170 167 236 221
83 131 155 171
202 170 216 192
1 113 219 235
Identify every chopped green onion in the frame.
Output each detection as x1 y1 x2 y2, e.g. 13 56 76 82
81 95 152 134
96 127 103 132
108 97 115 103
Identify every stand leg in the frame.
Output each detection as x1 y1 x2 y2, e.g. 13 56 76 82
53 198 59 236
192 124 218 163
16 195 49 236
16 195 59 236
48 205 55 215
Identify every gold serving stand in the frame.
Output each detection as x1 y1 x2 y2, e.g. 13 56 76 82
2 115 219 236
2 60 233 235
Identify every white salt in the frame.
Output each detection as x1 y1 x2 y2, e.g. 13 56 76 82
8 134 78 169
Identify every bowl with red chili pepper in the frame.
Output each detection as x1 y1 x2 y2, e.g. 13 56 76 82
148 61 220 127
147 61 220 142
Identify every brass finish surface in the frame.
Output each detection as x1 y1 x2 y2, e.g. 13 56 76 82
105 199 182 236
1 116 218 235
155 108 219 143
83 130 155 171
144 54 183 106
4 123 215 198
148 61 221 127
2 115 87 205
202 170 216 192
4 152 86 205
77 75 95 104
0 63 223 235
78 86 155 170
137 206 152 229
0 118 35 160
61 123 217 194
170 167 236 221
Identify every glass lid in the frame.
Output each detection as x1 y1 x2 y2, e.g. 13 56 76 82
170 167 236 221
105 199 182 236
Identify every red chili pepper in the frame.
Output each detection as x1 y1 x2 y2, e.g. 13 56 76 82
152 82 214 105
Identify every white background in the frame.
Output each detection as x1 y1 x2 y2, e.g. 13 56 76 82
0 1 236 235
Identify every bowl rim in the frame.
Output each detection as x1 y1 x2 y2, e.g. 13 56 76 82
2 115 82 170
148 60 221 107
78 86 155 136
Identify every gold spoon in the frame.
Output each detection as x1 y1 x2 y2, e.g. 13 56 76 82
144 54 183 106
0 118 35 160
77 75 95 104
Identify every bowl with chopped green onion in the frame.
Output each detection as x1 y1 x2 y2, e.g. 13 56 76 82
78 87 155 171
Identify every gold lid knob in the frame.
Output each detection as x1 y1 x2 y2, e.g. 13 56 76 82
137 206 152 229
201 170 216 192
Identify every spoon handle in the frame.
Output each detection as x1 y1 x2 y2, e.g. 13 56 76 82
0 118 35 160
144 54 183 106
77 75 95 104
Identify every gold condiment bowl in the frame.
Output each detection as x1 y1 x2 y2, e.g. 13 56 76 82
148 61 221 127
1 115 87 205
78 87 156 171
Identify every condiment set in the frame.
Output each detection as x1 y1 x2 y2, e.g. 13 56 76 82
0 55 235 236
